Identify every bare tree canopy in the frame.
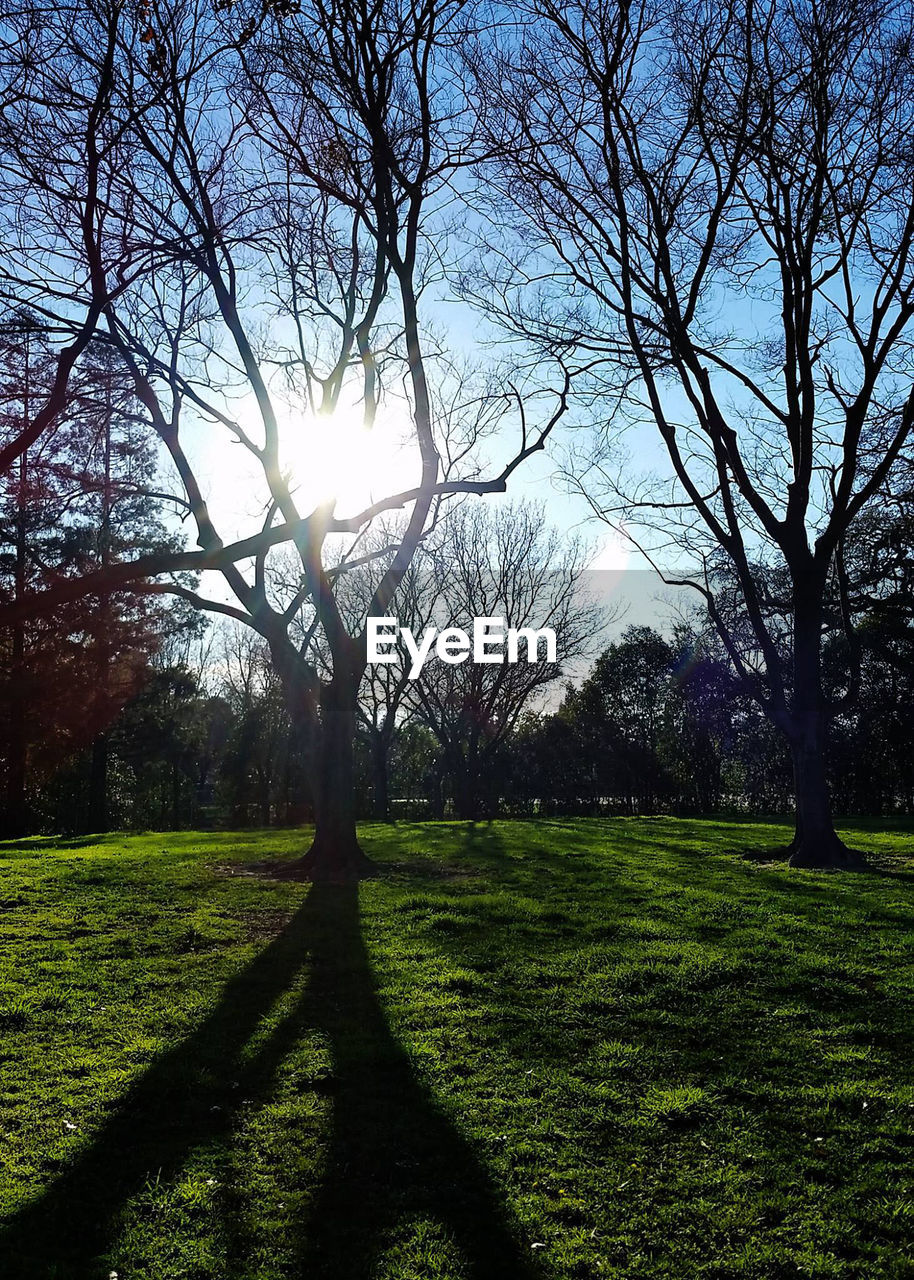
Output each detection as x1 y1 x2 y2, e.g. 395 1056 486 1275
0 0 573 874
407 501 598 819
470 0 914 866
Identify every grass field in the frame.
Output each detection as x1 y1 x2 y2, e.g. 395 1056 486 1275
0 818 913 1279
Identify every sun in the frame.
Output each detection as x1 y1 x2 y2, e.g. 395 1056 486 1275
196 392 422 542
588 528 632 572
280 401 420 517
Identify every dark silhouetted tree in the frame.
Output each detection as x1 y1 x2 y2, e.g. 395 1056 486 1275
475 0 914 866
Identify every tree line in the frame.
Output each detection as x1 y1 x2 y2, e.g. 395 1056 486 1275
5 490 913 831
10 606 914 834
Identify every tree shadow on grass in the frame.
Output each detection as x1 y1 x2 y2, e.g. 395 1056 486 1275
0 882 539 1280
291 883 541 1279
0 834 102 856
0 895 315 1278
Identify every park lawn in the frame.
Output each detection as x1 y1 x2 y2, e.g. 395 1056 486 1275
0 821 912 1278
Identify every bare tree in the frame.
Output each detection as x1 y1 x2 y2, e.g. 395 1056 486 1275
0 0 567 872
473 0 914 866
408 501 598 819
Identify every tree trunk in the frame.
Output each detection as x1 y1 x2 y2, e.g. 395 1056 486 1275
787 726 856 868
171 759 182 830
371 733 391 822
86 402 113 837
257 767 270 826
296 675 375 881
451 760 480 821
4 445 29 837
87 733 109 833
267 625 374 879
4 627 27 836
786 586 860 869
429 762 445 819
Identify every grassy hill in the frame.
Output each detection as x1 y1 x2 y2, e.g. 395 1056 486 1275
0 818 912 1278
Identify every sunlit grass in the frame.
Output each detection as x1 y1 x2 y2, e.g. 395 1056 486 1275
0 818 912 1278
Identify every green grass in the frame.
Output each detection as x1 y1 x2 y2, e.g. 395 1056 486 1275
0 818 913 1279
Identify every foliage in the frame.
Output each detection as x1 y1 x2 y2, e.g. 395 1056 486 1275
10 610 914 829
0 323 187 832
